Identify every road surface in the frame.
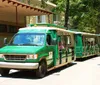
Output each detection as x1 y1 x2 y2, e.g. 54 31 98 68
0 56 100 85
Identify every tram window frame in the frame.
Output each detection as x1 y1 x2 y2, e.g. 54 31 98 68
46 34 52 45
58 35 72 49
58 35 66 50
84 37 96 46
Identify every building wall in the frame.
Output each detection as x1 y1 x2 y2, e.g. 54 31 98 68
0 33 14 48
26 14 53 25
18 0 55 24
0 0 55 47
17 0 55 10
0 13 25 26
0 13 26 47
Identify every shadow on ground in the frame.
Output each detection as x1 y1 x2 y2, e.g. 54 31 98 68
0 63 77 79
76 55 99 62
46 62 76 77
0 56 99 79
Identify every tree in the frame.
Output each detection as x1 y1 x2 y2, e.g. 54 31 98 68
64 0 69 29
41 0 48 8
71 0 100 33
52 0 100 33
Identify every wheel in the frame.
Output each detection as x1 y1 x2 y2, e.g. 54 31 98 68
36 61 47 78
0 68 10 76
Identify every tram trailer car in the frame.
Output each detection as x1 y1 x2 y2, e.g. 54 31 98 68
74 32 100 58
0 24 76 78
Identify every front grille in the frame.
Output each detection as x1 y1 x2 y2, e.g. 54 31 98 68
4 55 27 61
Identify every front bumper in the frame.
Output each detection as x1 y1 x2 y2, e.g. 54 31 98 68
0 62 39 70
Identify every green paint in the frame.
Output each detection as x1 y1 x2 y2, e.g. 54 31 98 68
28 23 66 29
0 27 59 69
75 34 83 58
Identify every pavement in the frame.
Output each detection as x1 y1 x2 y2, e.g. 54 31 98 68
0 56 100 85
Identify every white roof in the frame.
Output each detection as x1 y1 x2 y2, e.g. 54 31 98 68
19 26 96 36
19 26 74 33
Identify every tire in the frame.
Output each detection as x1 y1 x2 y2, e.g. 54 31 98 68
0 68 10 76
36 61 47 78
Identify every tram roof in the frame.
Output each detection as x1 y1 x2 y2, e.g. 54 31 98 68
18 26 84 34
19 26 73 34
19 24 97 36
0 0 52 16
69 31 96 36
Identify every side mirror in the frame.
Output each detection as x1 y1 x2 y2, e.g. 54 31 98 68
4 38 8 45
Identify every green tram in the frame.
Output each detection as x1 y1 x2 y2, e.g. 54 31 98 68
0 24 99 78
74 32 99 58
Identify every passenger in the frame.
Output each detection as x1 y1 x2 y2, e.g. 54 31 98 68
59 41 64 50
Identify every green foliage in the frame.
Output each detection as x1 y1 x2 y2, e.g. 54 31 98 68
52 0 100 33
41 0 48 8
52 0 66 13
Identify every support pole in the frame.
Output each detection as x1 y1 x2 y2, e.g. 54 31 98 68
48 15 50 23
16 6 18 29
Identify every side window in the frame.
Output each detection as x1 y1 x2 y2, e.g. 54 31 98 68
46 34 52 45
58 36 66 50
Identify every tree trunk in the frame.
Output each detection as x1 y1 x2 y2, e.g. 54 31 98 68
64 0 69 29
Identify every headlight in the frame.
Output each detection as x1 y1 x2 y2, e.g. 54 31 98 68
33 54 38 59
27 54 38 59
0 54 4 58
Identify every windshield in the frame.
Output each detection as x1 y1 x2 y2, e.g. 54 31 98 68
9 33 45 46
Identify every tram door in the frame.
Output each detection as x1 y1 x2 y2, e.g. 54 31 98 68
58 35 67 64
75 34 83 58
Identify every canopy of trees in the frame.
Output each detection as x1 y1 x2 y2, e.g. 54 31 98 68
51 0 100 33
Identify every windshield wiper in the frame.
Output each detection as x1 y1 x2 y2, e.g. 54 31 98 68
8 43 39 46
22 44 39 46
